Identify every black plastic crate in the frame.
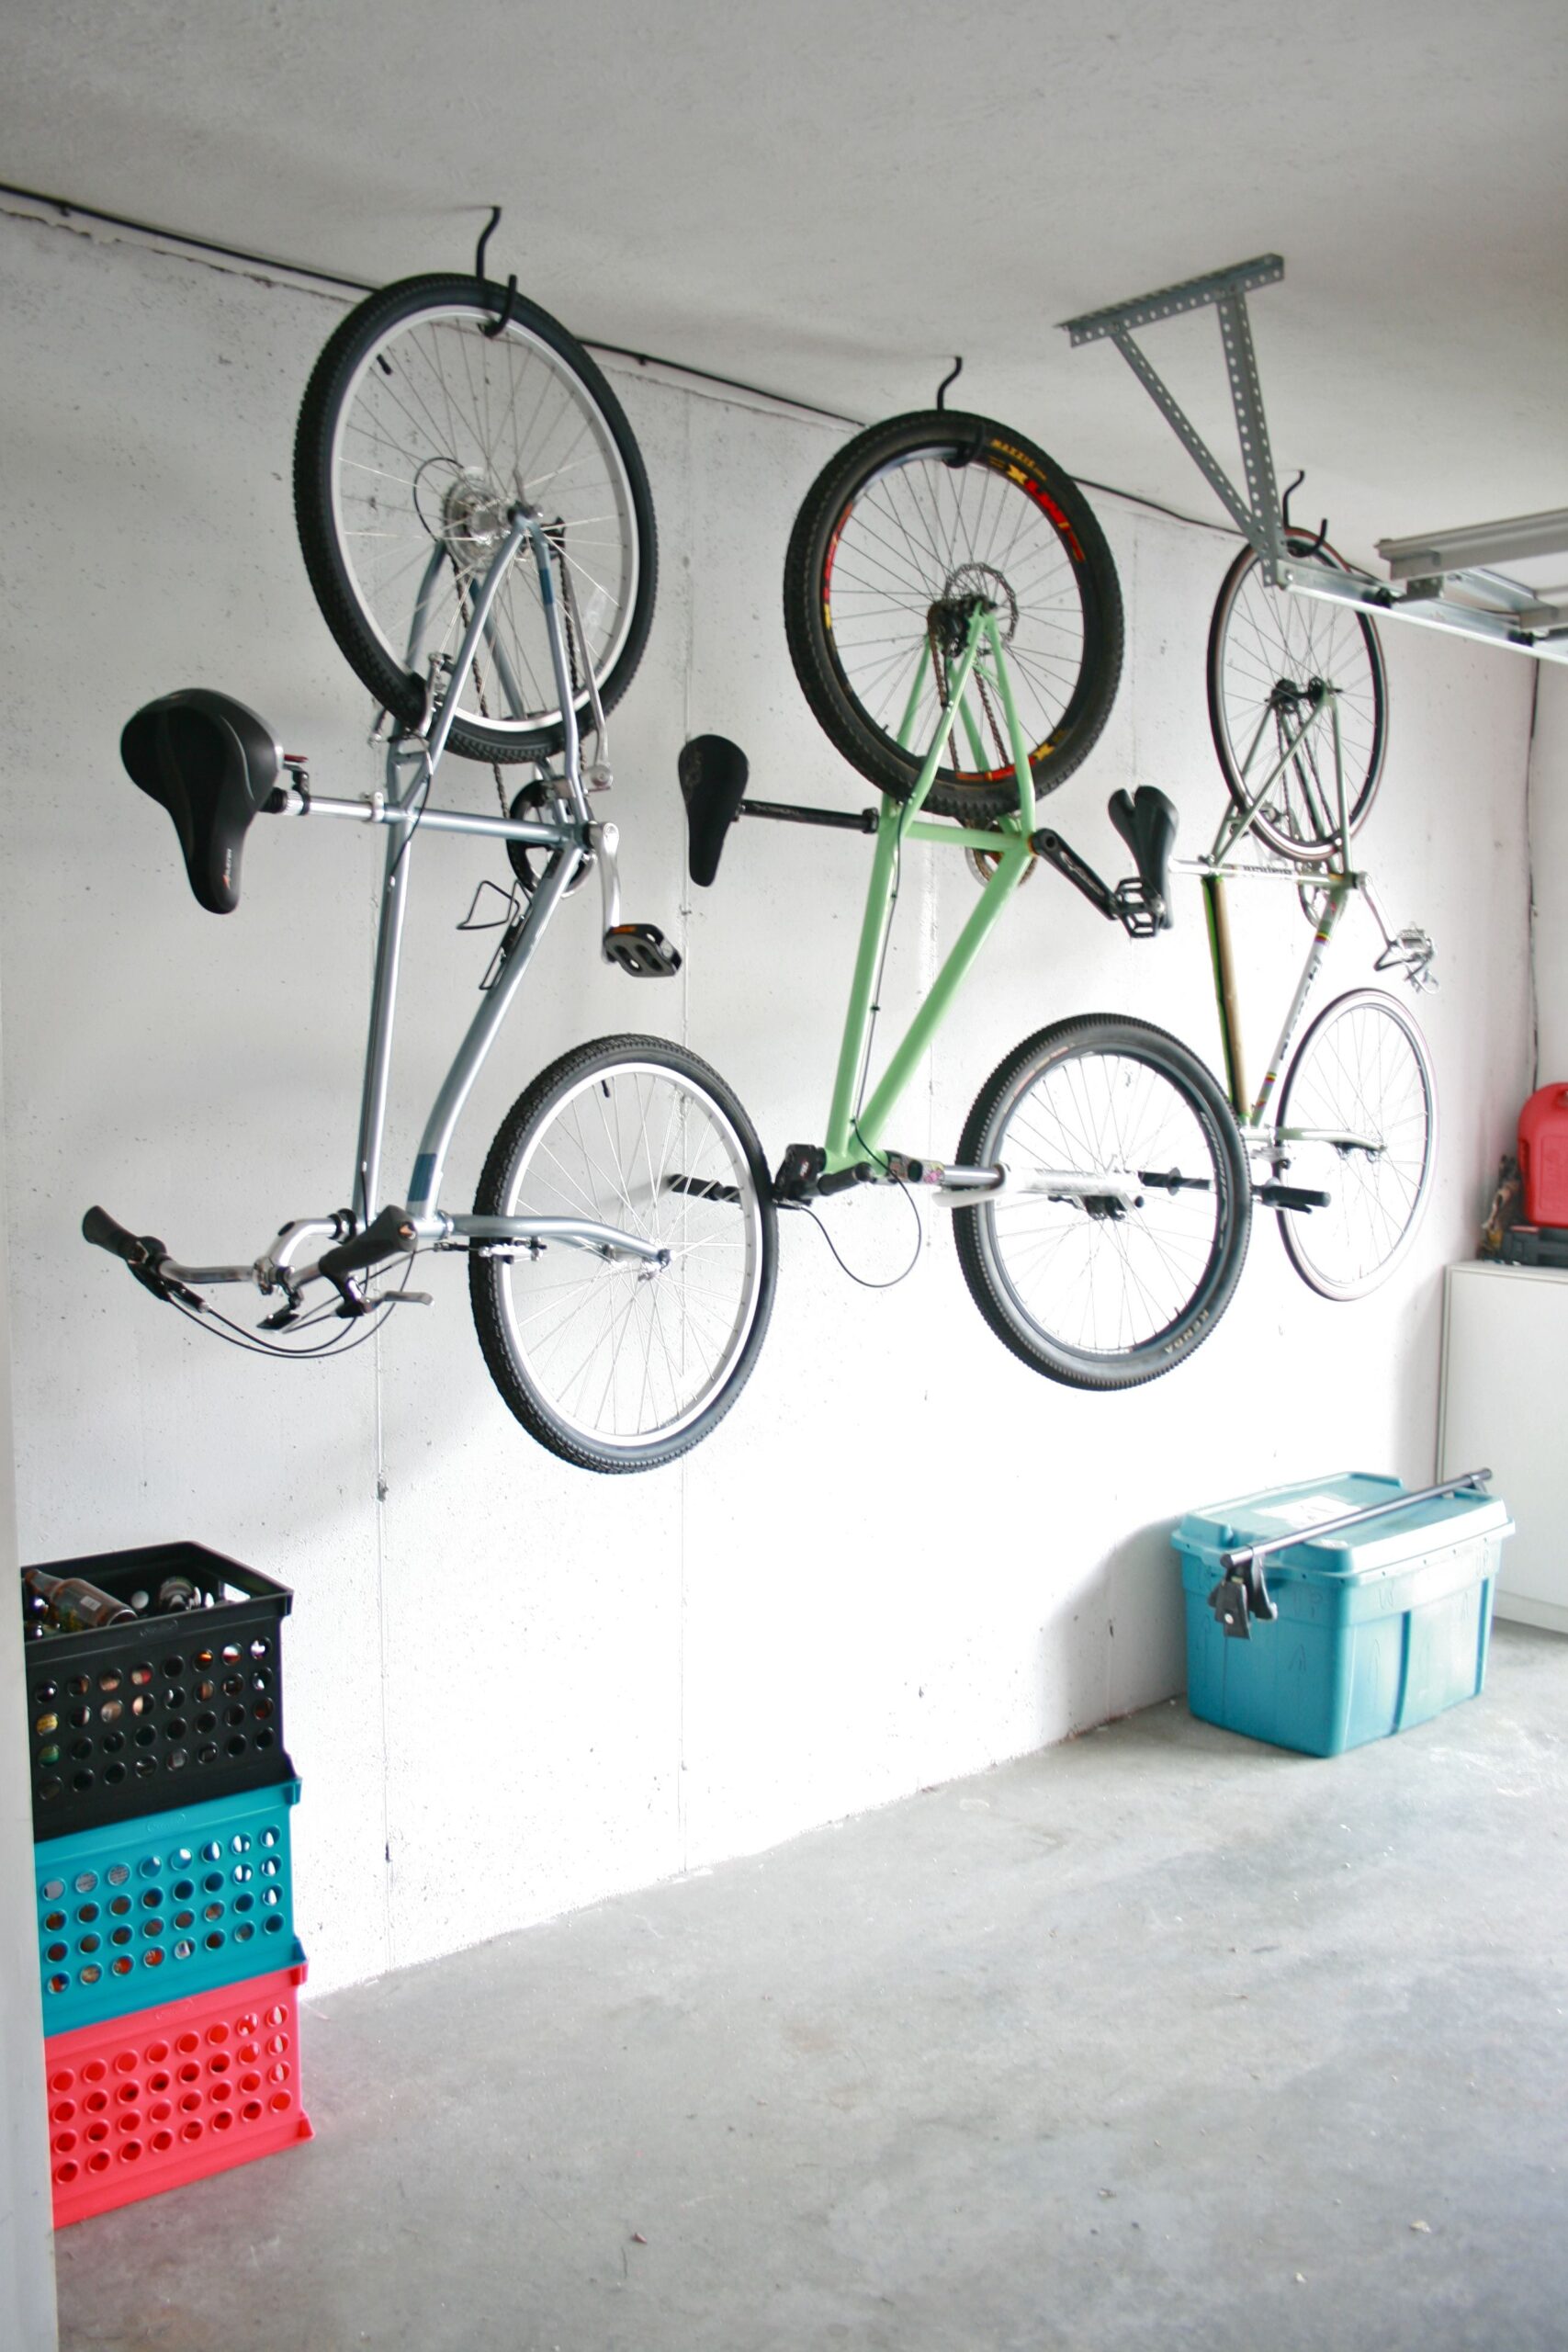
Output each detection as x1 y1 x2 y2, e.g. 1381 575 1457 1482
20 1543 293 1840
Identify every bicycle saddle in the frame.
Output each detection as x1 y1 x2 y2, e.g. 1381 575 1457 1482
679 734 750 887
1108 786 1176 929
120 689 284 915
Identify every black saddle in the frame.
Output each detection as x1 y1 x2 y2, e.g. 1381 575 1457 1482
1107 785 1176 927
121 690 284 914
678 734 750 887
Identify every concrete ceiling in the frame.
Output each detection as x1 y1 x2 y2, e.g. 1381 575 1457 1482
3 0 1565 566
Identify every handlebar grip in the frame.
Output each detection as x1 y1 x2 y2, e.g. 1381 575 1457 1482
317 1204 417 1288
83 1205 155 1267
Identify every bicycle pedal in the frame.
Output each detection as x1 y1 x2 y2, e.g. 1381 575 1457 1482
1256 1182 1332 1212
604 922 681 978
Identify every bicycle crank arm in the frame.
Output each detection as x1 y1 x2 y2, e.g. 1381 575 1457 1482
668 1174 740 1205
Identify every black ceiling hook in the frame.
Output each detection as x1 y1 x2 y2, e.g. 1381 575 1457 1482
474 206 517 339
936 356 964 412
1280 468 1329 558
474 205 502 284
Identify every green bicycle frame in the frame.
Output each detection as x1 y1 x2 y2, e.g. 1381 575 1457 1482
822 607 1042 1175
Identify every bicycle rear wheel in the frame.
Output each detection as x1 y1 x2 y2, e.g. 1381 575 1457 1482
1207 538 1387 860
469 1036 776 1473
953 1015 1250 1389
295 274 656 762
1273 988 1436 1299
784 412 1123 820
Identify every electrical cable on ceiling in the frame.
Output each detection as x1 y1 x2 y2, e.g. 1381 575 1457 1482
0 177 1243 534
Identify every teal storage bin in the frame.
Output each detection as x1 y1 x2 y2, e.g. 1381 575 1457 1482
1174 1473 1513 1757
35 1779 303 2033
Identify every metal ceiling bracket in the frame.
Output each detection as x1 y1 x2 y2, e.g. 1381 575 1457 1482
1062 255 1286 577
1062 255 1568 661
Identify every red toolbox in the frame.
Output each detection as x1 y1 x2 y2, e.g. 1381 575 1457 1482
1518 1084 1568 1227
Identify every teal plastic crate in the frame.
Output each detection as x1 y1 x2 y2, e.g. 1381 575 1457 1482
1174 1473 1513 1757
35 1780 302 2033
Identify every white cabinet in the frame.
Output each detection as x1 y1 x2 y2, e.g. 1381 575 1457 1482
1438 1260 1568 1630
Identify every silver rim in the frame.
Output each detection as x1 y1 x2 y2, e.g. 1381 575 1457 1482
980 1047 1228 1361
823 450 1089 777
493 1061 764 1453
1276 993 1436 1299
1214 553 1383 859
329 300 640 736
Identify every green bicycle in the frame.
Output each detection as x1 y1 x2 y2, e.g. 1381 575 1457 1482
682 409 1253 1391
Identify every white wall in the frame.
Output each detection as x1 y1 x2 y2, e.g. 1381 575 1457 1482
0 962 58 2347
0 208 1537 1997
1529 667 1568 1084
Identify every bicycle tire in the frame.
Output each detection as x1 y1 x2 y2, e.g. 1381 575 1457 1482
1272 988 1436 1300
1207 537 1387 860
953 1014 1251 1389
468 1035 776 1472
295 274 657 763
784 412 1123 820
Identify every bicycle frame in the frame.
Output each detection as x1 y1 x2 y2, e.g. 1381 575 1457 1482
752 606 1149 1219
1179 683 1432 1157
160 508 670 1312
820 608 1041 1177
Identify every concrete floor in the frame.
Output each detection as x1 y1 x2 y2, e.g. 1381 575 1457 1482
54 1623 1568 2352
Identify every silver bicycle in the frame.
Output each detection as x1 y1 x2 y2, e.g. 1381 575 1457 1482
85 274 777 1475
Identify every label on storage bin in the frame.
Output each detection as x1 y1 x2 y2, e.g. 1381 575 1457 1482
1254 1493 1350 1530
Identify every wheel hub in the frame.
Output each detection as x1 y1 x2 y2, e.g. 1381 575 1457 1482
1269 674 1327 709
927 563 1020 658
440 469 512 571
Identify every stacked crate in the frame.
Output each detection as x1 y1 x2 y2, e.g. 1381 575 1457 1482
22 1543 310 2225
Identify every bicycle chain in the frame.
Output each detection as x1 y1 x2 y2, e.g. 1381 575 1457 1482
928 617 1010 776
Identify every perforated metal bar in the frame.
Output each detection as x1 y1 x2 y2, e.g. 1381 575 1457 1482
1059 254 1284 345
1062 258 1285 567
1106 328 1260 546
1215 292 1282 572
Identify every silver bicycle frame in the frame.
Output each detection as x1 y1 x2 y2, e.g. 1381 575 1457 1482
164 507 667 1304
1174 684 1434 1160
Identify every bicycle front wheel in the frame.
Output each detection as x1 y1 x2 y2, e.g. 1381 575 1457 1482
1207 538 1387 859
469 1037 776 1473
953 1016 1251 1389
295 274 656 762
1273 988 1436 1300
784 412 1123 820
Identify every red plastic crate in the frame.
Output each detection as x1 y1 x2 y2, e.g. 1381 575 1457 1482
1518 1083 1568 1227
45 1962 311 2228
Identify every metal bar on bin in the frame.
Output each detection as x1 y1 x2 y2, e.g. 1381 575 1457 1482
1218 1468 1493 1577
